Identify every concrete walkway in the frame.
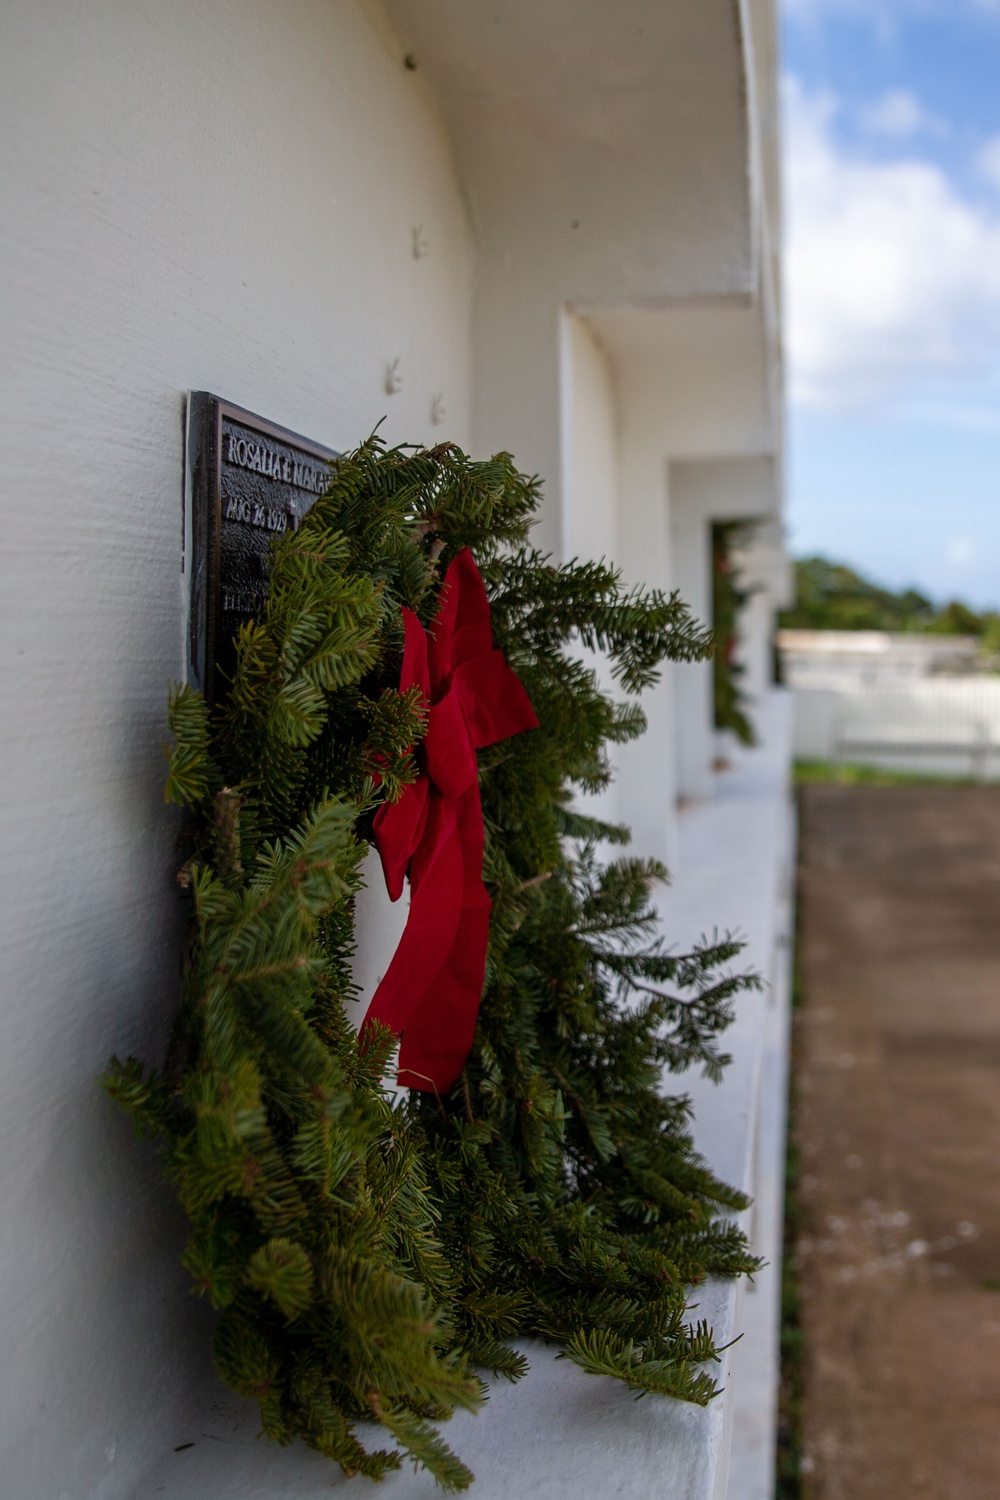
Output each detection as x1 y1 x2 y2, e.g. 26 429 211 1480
797 784 1000 1500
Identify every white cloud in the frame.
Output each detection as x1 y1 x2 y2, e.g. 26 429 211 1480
782 0 886 20
948 536 976 567
860 89 945 138
785 78 1000 412
977 135 1000 189
784 0 1000 21
781 0 905 45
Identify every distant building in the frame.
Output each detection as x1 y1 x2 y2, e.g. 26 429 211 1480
779 631 1000 780
778 629 982 690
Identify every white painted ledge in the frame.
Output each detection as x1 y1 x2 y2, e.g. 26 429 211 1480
133 691 794 1500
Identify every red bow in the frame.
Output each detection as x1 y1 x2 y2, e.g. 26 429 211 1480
362 549 538 1093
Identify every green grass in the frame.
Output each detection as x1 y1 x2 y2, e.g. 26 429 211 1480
794 759 972 788
776 904 805 1499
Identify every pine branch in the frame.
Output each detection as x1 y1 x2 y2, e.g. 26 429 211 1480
108 434 764 1488
561 1328 719 1405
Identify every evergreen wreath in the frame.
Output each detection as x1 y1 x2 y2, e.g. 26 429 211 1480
105 436 761 1491
712 520 758 748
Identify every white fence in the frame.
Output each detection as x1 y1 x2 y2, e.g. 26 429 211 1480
793 677 1000 780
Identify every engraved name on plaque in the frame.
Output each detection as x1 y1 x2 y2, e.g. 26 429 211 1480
186 393 337 703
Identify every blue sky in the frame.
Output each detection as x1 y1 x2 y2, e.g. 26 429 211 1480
783 0 1000 606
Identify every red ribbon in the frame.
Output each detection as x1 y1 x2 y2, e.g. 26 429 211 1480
362 549 538 1093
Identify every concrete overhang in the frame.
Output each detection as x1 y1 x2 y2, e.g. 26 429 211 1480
587 299 783 468
381 0 761 303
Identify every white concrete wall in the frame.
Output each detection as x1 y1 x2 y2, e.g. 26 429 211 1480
0 0 785 1493
560 315 619 565
793 679 1000 780
0 2 474 1494
558 315 623 836
382 0 756 558
583 306 783 838
376 4 786 859
591 305 777 467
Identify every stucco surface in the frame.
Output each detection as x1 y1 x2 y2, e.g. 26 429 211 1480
0 0 785 1493
381 0 762 560
0 2 472 1492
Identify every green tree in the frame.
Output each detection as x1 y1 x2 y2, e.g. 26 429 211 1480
779 555 986 635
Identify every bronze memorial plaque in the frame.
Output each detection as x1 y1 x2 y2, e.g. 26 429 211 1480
186 393 336 703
